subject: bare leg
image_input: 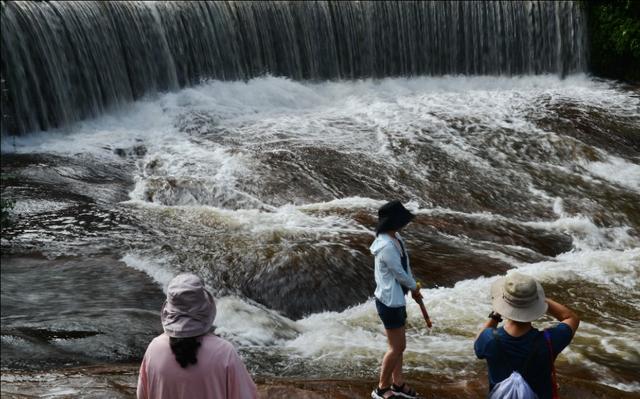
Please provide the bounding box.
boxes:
[379,326,406,390]
[392,351,404,386]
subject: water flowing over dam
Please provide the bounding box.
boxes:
[1,1,587,134]
[2,1,639,398]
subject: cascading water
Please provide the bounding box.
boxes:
[1,1,587,134]
[1,1,639,398]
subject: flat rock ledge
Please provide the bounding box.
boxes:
[1,364,636,399]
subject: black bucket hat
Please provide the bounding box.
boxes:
[376,200,415,234]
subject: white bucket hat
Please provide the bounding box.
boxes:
[161,273,216,338]
[491,273,548,323]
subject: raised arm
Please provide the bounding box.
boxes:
[546,298,580,335]
[475,312,500,341]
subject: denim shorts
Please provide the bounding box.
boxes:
[375,298,407,329]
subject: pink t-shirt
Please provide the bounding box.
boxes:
[137,334,258,399]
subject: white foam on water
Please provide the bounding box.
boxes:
[11,199,72,215]
[128,139,256,208]
[413,205,511,222]
[517,248,640,289]
[281,245,640,374]
[584,155,640,192]
[124,200,372,236]
[219,205,368,234]
[274,195,639,375]
[578,322,640,362]
[3,76,637,243]
[3,74,636,169]
[121,254,175,290]
[297,196,386,211]
[120,253,302,347]
[41,387,79,398]
[214,296,301,346]
[0,372,58,383]
[285,301,388,359]
[118,211,639,389]
[5,74,638,390]
[606,381,640,393]
[1,99,174,159]
[282,276,497,374]
[524,211,638,252]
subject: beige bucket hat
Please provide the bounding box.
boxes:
[161,273,216,338]
[491,272,548,322]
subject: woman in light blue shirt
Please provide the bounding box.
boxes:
[370,200,422,399]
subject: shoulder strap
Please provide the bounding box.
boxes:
[397,238,407,258]
[544,329,560,399]
[396,238,409,276]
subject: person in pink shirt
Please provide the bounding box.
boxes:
[137,273,258,399]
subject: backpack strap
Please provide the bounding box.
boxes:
[396,239,410,295]
[396,239,408,272]
[544,329,560,399]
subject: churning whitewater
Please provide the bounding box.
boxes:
[2,75,639,392]
[1,1,586,133]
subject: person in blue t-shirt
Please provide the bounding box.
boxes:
[474,273,580,399]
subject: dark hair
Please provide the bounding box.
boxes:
[169,336,202,368]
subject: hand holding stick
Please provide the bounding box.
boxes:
[413,282,432,329]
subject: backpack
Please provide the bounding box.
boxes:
[489,371,539,399]
[488,329,558,399]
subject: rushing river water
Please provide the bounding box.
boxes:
[1,75,639,396]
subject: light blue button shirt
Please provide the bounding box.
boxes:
[371,232,417,307]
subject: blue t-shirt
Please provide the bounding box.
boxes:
[474,323,574,399]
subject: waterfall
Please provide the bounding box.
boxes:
[0,1,587,134]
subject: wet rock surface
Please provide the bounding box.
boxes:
[532,100,640,159]
[1,153,134,205]
[1,76,638,394]
[0,256,164,370]
[1,364,637,399]
[413,213,574,258]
